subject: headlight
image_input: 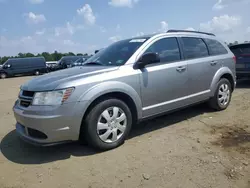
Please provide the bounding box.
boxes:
[32,87,74,106]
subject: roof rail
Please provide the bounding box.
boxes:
[167,29,215,36]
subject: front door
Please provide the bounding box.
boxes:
[138,37,189,118]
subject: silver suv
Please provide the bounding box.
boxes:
[13,30,236,150]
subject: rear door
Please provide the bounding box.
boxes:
[180,37,212,95]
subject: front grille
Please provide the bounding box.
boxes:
[19,90,34,108]
[22,90,35,97]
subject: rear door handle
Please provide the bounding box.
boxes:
[210,61,218,66]
[176,66,186,72]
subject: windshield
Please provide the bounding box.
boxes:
[58,56,80,65]
[74,58,86,63]
[83,37,150,66]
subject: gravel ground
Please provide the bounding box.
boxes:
[0,76,249,188]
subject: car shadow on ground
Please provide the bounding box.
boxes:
[236,79,250,88]
[0,103,213,165]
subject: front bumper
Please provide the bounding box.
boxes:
[13,100,89,146]
[15,123,72,146]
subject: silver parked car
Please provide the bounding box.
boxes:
[13,30,236,150]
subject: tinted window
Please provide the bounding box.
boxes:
[5,59,20,67]
[204,39,228,55]
[230,44,250,56]
[182,37,209,59]
[241,46,250,54]
[144,37,181,63]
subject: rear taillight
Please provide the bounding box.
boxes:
[233,56,236,63]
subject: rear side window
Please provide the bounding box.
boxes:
[144,37,181,63]
[182,37,209,60]
[204,39,228,55]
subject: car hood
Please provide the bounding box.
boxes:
[21,66,119,91]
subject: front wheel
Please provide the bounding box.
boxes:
[0,72,7,79]
[208,78,232,111]
[82,98,132,150]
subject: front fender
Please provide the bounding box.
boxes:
[210,67,235,95]
[78,81,143,119]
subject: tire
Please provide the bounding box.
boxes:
[0,72,7,79]
[208,78,232,111]
[82,98,132,150]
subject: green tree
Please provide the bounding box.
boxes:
[0,56,9,64]
[25,53,35,57]
[18,53,25,58]
[51,51,62,61]
[41,52,53,61]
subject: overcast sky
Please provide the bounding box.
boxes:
[0,0,250,56]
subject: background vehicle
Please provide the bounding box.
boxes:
[13,30,236,151]
[55,56,85,70]
[69,56,91,67]
[229,43,250,79]
[46,61,58,72]
[0,56,47,79]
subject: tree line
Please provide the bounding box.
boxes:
[0,51,90,65]
[0,40,249,65]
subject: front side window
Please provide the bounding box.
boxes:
[143,37,181,63]
[83,37,150,66]
[182,37,209,60]
[204,38,228,55]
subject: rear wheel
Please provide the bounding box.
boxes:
[209,78,232,111]
[82,98,132,150]
[0,72,7,79]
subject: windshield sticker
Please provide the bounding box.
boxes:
[129,39,146,43]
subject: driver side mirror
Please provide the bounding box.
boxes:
[134,52,160,69]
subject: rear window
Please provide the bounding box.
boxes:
[182,37,209,59]
[204,39,228,55]
[230,44,250,56]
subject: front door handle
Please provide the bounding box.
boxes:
[210,61,218,66]
[176,66,186,72]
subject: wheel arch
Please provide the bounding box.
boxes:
[82,91,139,124]
[78,81,142,124]
[210,67,236,95]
